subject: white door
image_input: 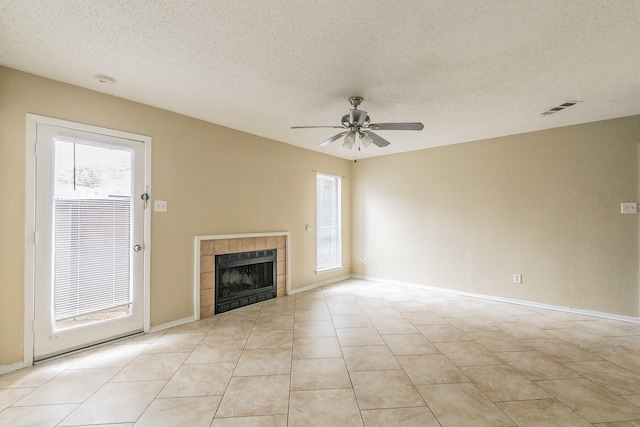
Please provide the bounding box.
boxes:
[33,121,148,361]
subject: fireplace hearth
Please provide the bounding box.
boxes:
[215,249,276,313]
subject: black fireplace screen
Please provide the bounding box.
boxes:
[215,249,276,313]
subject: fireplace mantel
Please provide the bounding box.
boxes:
[194,232,290,319]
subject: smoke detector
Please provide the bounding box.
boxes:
[95,74,115,85]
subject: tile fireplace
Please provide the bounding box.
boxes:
[197,233,288,318]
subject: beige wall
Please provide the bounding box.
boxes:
[2,64,638,367]
[352,116,640,317]
[0,67,351,366]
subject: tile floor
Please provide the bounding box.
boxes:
[2,278,640,426]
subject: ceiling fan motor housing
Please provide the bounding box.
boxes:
[342,112,370,128]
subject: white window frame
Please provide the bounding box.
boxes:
[316,172,342,273]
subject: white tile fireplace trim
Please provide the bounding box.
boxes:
[193,232,290,320]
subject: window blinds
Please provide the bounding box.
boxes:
[53,140,133,321]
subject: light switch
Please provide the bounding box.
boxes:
[621,202,637,214]
[154,200,167,212]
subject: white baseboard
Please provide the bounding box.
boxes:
[351,274,640,324]
[288,274,352,295]
[0,361,29,376]
[149,315,196,333]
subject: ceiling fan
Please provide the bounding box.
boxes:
[291,96,424,149]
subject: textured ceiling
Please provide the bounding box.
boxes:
[1,1,640,160]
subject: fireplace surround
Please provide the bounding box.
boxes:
[196,233,288,318]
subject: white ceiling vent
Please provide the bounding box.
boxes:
[540,101,582,116]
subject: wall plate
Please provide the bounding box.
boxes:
[154,200,167,212]
[621,202,637,214]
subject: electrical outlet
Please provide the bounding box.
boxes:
[363,257,368,265]
[513,274,522,284]
[621,202,637,214]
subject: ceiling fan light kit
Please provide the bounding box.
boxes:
[343,132,356,149]
[291,96,424,151]
[360,132,373,147]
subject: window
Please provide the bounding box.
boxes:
[53,139,133,324]
[316,173,342,271]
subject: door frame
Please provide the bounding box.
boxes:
[23,114,152,365]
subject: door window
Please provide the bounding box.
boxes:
[53,139,133,330]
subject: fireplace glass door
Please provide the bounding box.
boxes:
[215,250,276,313]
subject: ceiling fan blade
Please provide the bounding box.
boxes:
[318,131,349,147]
[291,125,344,129]
[349,109,368,126]
[368,122,424,131]
[366,131,391,147]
